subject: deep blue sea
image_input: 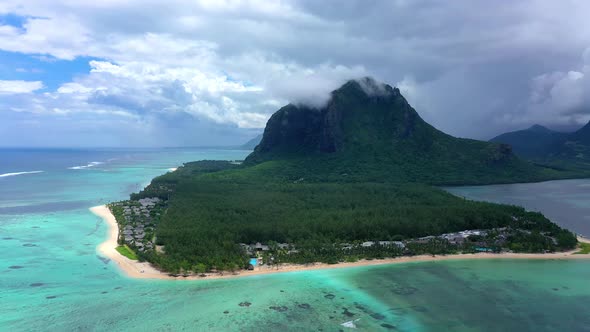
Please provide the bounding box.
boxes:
[2,148,590,331]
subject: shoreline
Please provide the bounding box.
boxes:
[91,205,590,281]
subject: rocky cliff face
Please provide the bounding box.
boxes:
[244,77,536,185]
[250,77,446,159]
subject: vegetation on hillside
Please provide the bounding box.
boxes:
[491,122,590,173]
[110,78,584,274]
[245,78,577,185]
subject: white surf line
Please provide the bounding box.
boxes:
[68,161,104,170]
[0,171,44,178]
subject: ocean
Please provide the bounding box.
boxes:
[1,148,590,331]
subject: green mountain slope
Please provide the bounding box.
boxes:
[492,122,590,170]
[562,122,590,160]
[245,78,556,185]
[490,125,567,159]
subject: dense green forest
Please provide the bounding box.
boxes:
[111,78,583,274]
[121,161,577,273]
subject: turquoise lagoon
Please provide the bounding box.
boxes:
[1,148,590,331]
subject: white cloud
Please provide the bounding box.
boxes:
[0,16,91,60]
[0,80,44,94]
[2,0,590,144]
[57,82,96,94]
[396,76,419,103]
[505,49,590,127]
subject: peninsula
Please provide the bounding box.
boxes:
[97,78,588,278]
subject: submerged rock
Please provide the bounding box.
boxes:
[354,303,367,312]
[324,294,335,300]
[342,308,355,317]
[30,283,44,287]
[238,301,252,307]
[297,303,311,309]
[97,256,110,265]
[391,285,418,295]
[269,306,288,312]
[411,305,428,312]
[381,323,397,330]
[370,313,386,320]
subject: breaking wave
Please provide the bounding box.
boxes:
[68,161,104,170]
[0,171,44,178]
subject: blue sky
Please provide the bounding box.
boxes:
[0,50,97,90]
[1,1,590,147]
[0,14,91,91]
[0,13,27,27]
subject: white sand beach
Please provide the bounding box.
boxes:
[91,205,590,281]
[91,205,165,278]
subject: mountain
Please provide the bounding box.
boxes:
[564,122,590,159]
[492,122,590,162]
[246,77,550,185]
[570,121,590,142]
[490,125,567,158]
[112,77,579,273]
[240,134,263,150]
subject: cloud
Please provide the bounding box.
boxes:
[356,77,391,97]
[260,63,367,108]
[0,80,43,94]
[498,49,590,129]
[1,0,590,145]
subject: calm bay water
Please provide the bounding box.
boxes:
[1,148,590,331]
[445,179,590,237]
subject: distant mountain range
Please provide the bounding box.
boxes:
[240,134,262,150]
[491,122,590,162]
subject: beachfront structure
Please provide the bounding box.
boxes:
[248,258,258,270]
[361,241,405,248]
[416,236,436,243]
[113,197,163,253]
